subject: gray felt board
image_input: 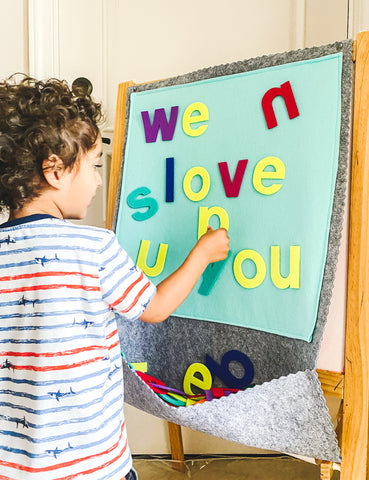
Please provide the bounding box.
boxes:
[113,40,352,462]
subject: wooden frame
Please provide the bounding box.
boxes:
[340,31,369,480]
[106,32,369,480]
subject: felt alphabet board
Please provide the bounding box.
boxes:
[115,54,342,342]
[112,40,352,462]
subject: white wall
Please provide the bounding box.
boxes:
[1,0,365,457]
[0,0,29,224]
[0,0,28,79]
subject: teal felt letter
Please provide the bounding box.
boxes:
[126,187,159,221]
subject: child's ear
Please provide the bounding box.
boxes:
[42,155,66,188]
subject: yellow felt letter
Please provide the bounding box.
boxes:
[252,156,285,195]
[197,206,229,239]
[183,362,212,395]
[136,239,168,277]
[271,246,300,289]
[182,102,209,137]
[130,362,148,373]
[233,249,266,289]
[183,166,210,202]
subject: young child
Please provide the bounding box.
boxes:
[0,76,229,480]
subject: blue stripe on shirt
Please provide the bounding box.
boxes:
[0,377,122,417]
[0,409,123,458]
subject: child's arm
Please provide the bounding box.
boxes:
[139,227,230,323]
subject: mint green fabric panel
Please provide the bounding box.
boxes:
[116,53,342,342]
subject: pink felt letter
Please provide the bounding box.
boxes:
[218,159,248,198]
[261,81,299,129]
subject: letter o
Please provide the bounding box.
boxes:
[233,249,266,289]
[183,167,211,202]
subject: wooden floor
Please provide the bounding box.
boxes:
[132,456,340,480]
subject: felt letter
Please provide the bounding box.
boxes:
[262,80,299,129]
[218,159,248,198]
[126,187,159,221]
[136,240,168,277]
[205,350,254,389]
[141,106,179,143]
[183,166,210,202]
[198,251,231,296]
[183,363,212,395]
[233,249,266,289]
[198,206,229,239]
[165,157,174,203]
[182,102,209,137]
[271,246,301,289]
[253,156,285,195]
[130,362,148,373]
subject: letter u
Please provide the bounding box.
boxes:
[270,246,300,289]
[136,240,168,277]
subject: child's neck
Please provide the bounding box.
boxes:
[9,196,63,221]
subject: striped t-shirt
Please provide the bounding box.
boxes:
[0,215,156,480]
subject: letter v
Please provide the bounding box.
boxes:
[141,106,179,143]
[218,159,248,198]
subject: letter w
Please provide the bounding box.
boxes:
[141,106,179,143]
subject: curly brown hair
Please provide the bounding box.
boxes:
[0,74,103,214]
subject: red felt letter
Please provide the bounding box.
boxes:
[262,81,299,129]
[218,159,248,198]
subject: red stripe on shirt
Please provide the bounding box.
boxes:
[0,421,127,474]
[110,271,144,308]
[106,328,118,341]
[9,355,107,372]
[0,271,99,282]
[0,284,100,294]
[54,437,128,480]
[1,339,119,358]
[120,281,151,314]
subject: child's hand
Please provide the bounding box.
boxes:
[140,226,230,323]
[196,226,230,264]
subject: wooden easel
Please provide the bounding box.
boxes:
[106,32,369,480]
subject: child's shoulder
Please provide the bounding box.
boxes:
[56,218,112,235]
[48,218,117,246]
[1,216,117,251]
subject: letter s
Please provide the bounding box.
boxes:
[126,187,159,221]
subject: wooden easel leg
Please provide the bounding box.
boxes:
[317,460,334,480]
[168,421,186,472]
[341,31,369,480]
[335,400,343,450]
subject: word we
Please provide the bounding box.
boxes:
[140,80,299,144]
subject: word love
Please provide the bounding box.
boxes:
[183,349,254,396]
[127,156,286,222]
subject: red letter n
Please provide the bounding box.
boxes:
[262,81,299,129]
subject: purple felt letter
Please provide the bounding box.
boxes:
[141,106,179,143]
[218,159,248,198]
